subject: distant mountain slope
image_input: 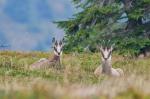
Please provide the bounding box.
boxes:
[0,0,75,51]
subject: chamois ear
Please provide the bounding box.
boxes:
[96,43,102,51]
[107,40,111,46]
[99,45,104,52]
[110,43,115,51]
[51,37,56,48]
[62,38,65,42]
[60,38,65,46]
[52,37,55,43]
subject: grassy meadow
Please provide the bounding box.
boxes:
[0,51,150,99]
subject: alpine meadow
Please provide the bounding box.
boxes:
[0,0,150,99]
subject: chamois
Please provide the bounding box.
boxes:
[94,44,124,77]
[30,37,64,69]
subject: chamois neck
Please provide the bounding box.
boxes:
[49,54,60,62]
[102,60,112,75]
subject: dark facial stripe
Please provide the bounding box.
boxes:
[54,47,57,52]
[100,51,105,59]
[101,50,112,60]
[55,41,58,46]
[54,46,62,55]
[107,51,112,59]
[54,47,60,54]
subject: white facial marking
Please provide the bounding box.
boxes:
[53,41,63,56]
[103,50,109,59]
[101,48,111,61]
[54,50,58,56]
[57,45,61,53]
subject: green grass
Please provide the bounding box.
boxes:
[0,51,150,99]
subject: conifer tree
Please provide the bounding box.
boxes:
[56,0,150,56]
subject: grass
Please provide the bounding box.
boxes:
[0,51,150,99]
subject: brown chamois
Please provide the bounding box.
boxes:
[30,37,64,69]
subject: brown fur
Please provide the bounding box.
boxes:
[94,66,102,76]
[30,55,61,70]
[116,68,124,76]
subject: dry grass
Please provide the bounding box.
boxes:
[0,51,150,99]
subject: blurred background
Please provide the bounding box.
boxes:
[0,0,76,51]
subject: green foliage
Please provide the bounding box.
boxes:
[116,38,150,56]
[56,0,150,56]
[128,9,143,20]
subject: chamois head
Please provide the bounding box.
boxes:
[52,37,64,56]
[99,41,115,61]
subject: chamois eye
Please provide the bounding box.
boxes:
[59,41,62,45]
